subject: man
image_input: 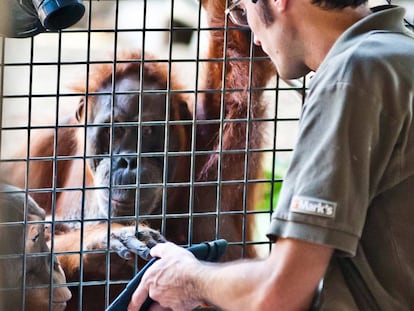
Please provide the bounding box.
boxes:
[128,0,414,310]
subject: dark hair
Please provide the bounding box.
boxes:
[252,0,368,26]
[311,0,368,9]
[257,0,368,27]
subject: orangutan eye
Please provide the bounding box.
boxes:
[142,126,153,137]
[32,233,40,242]
[100,126,111,144]
[113,126,126,139]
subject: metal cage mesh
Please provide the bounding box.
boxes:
[0,0,306,310]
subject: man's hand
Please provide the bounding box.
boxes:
[128,242,203,311]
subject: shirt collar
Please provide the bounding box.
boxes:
[312,5,408,86]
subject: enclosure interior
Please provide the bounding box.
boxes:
[2,0,408,310]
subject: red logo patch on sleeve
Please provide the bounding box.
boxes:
[290,195,336,218]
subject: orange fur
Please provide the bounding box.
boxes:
[191,0,276,258]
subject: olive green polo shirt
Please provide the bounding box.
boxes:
[267,5,414,310]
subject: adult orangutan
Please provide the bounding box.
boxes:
[4,51,192,227]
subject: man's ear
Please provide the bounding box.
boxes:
[75,97,85,122]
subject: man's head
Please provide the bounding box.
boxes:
[226,0,371,79]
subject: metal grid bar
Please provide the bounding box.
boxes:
[0,0,307,310]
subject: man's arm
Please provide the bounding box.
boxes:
[128,238,333,311]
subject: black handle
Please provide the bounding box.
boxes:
[106,239,228,311]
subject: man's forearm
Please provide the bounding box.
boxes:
[193,259,270,311]
[192,239,333,311]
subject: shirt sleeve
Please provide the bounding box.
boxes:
[267,81,398,256]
